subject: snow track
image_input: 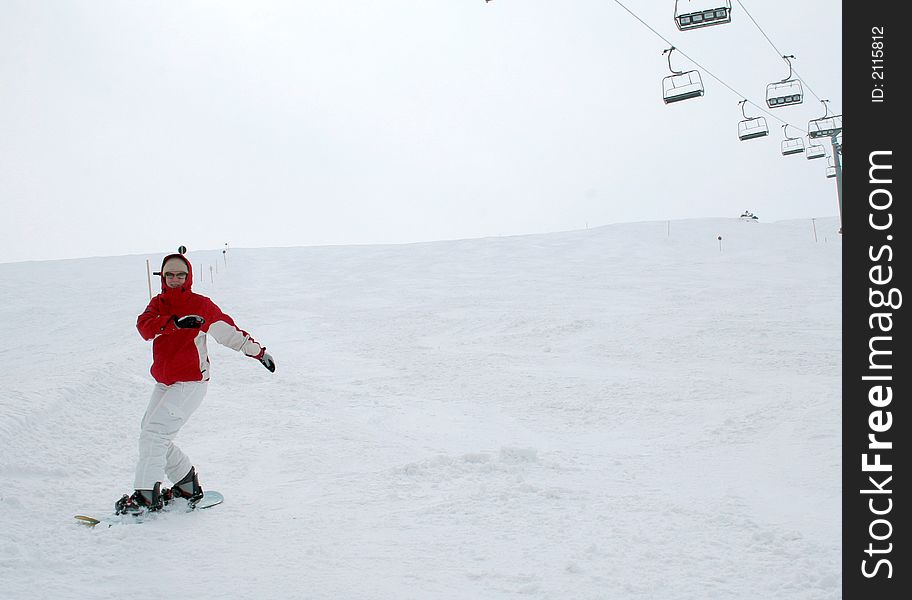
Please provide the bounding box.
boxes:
[0,218,841,599]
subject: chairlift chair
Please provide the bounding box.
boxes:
[674,0,732,31]
[825,155,837,178]
[739,119,769,140]
[780,125,805,156]
[737,100,768,141]
[808,99,843,138]
[767,81,803,107]
[809,115,843,138]
[661,47,704,104]
[766,55,803,108]
[806,142,826,160]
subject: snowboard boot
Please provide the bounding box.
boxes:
[114,482,164,515]
[169,466,204,506]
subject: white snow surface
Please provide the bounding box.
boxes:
[0,218,841,600]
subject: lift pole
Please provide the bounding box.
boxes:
[831,134,843,234]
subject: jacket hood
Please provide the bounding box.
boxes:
[159,253,194,294]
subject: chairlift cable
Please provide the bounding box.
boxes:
[611,0,675,48]
[735,0,785,56]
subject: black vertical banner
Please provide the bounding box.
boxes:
[843,4,906,599]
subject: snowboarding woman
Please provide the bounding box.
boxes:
[115,252,276,514]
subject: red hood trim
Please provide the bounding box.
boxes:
[159,253,194,294]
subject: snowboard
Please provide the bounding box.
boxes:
[74,490,224,527]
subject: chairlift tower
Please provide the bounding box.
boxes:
[830,136,844,233]
[808,100,843,233]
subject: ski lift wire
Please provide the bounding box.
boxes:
[611,0,674,48]
[735,0,785,56]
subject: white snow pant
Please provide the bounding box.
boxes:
[134,381,208,490]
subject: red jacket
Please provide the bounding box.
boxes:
[137,254,265,385]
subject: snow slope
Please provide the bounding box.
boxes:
[0,217,841,600]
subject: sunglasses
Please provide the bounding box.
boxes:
[164,272,188,279]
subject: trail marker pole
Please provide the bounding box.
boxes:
[146,260,153,299]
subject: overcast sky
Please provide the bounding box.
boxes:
[0,1,842,263]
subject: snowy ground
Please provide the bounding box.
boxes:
[0,217,841,600]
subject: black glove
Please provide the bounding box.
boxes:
[174,315,205,329]
[259,351,276,373]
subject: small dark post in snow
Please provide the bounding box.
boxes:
[811,218,818,243]
[210,265,214,283]
[717,235,723,252]
[667,221,671,237]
